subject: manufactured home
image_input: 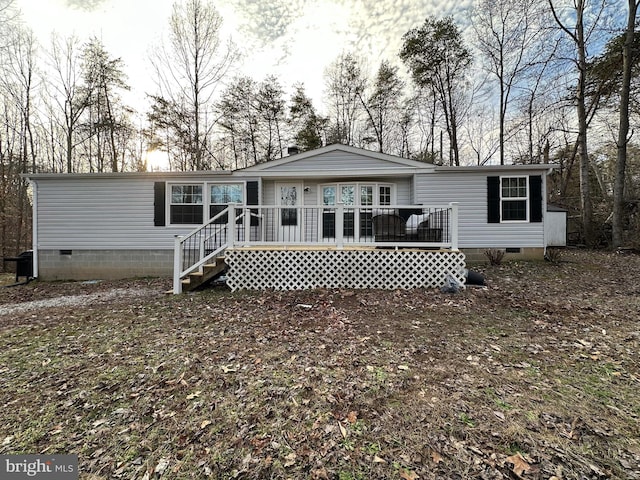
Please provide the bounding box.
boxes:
[25,144,558,293]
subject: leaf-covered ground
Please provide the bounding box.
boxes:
[0,250,639,479]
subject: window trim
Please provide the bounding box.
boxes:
[209,182,245,205]
[168,183,204,226]
[210,182,245,225]
[319,182,395,239]
[166,181,248,226]
[500,175,529,223]
[319,182,395,207]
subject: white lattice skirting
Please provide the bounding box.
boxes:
[225,248,466,291]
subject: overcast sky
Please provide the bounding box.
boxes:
[14,0,473,111]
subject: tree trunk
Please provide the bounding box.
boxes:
[499,70,505,165]
[575,0,593,245]
[612,1,638,248]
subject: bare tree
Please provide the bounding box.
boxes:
[150,0,236,170]
[46,34,89,173]
[400,17,472,166]
[548,0,611,245]
[257,75,286,162]
[472,0,547,165]
[612,0,640,247]
[359,60,404,154]
[324,52,367,146]
[465,104,500,165]
[81,37,129,172]
[0,0,18,50]
[0,19,37,259]
[217,76,260,168]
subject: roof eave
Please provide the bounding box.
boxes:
[23,170,234,181]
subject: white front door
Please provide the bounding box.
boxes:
[276,183,302,242]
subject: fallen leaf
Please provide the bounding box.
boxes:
[400,469,419,480]
[311,467,329,479]
[200,420,212,429]
[346,411,358,424]
[221,365,236,373]
[398,365,409,371]
[373,455,386,463]
[165,372,185,385]
[186,391,201,400]
[283,452,297,467]
[338,421,348,439]
[506,453,532,476]
[154,457,170,475]
[431,450,444,464]
[92,419,107,428]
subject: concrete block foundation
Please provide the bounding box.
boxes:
[37,249,173,280]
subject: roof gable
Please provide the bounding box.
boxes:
[238,144,435,175]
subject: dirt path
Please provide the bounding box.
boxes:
[0,287,162,316]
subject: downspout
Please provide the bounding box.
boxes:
[542,167,554,256]
[30,179,38,278]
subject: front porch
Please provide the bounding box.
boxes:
[173,203,463,293]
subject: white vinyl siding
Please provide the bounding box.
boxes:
[256,151,418,172]
[34,175,250,250]
[414,172,544,249]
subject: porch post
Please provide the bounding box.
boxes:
[336,203,344,249]
[173,235,183,294]
[449,202,459,251]
[227,203,236,248]
[244,206,251,245]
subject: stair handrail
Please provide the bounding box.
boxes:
[173,205,239,294]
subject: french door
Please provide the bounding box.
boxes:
[276,183,302,242]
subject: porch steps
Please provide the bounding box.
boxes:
[181,256,227,292]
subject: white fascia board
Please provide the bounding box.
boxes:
[234,168,422,178]
[238,145,436,172]
[23,170,234,181]
[433,164,558,174]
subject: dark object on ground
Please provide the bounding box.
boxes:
[2,250,33,286]
[465,269,485,286]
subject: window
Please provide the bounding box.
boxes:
[210,183,243,223]
[320,183,394,238]
[360,186,373,206]
[501,177,528,222]
[379,185,391,205]
[170,184,203,224]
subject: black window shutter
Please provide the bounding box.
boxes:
[246,181,259,226]
[154,182,166,226]
[246,181,259,205]
[487,176,500,223]
[529,175,543,223]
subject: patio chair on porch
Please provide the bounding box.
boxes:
[372,214,407,242]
